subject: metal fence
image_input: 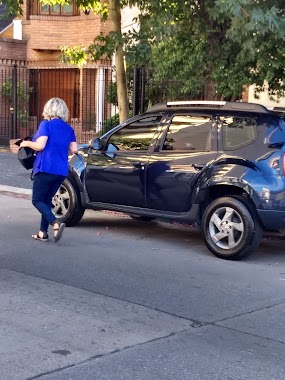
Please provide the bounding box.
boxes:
[0,65,204,144]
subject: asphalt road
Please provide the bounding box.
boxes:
[1,151,285,380]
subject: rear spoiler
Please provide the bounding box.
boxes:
[267,106,285,115]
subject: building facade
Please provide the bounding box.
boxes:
[0,0,114,143]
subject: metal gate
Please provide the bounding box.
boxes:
[0,65,203,144]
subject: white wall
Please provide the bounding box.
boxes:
[121,5,139,33]
[13,19,22,40]
[248,83,285,108]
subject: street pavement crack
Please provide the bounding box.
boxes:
[25,331,184,380]
[210,301,285,346]
[212,323,285,347]
[213,300,285,324]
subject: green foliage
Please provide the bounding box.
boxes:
[88,31,119,61]
[61,45,87,67]
[214,0,285,40]
[100,113,120,135]
[103,113,120,129]
[1,78,33,101]
[0,0,24,16]
[137,0,285,100]
[5,0,285,101]
[107,81,118,106]
[1,78,33,124]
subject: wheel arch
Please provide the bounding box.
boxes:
[67,153,86,192]
[201,195,263,260]
[195,184,263,228]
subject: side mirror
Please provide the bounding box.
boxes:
[89,138,102,150]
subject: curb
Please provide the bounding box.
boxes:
[0,147,14,153]
[0,185,32,199]
[0,140,20,154]
[0,185,32,195]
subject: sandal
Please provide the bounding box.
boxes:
[53,222,66,242]
[32,232,49,242]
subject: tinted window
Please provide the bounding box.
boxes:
[222,116,257,150]
[108,115,161,151]
[162,115,212,151]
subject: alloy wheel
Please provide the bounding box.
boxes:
[208,206,244,250]
[52,184,70,219]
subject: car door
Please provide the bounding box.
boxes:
[145,112,218,212]
[84,114,162,207]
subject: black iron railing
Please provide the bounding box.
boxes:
[0,65,204,144]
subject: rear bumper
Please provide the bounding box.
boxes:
[258,209,285,230]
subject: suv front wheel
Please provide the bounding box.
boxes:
[201,197,262,260]
[52,178,85,227]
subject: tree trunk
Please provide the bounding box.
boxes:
[204,79,217,100]
[109,0,129,122]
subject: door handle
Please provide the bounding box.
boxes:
[132,162,146,169]
[192,163,205,170]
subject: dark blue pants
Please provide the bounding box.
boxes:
[32,172,65,232]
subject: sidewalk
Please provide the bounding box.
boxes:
[0,192,195,380]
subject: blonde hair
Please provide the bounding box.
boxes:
[42,98,69,122]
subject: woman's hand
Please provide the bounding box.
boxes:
[20,140,30,148]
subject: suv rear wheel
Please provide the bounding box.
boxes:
[52,178,85,227]
[201,196,262,260]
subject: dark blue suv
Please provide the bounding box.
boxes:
[52,101,285,260]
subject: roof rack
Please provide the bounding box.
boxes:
[167,101,226,107]
[165,101,270,113]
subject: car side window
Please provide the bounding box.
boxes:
[107,115,162,152]
[222,116,257,150]
[162,114,212,151]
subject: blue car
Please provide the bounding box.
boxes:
[52,101,285,260]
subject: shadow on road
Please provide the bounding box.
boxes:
[76,211,285,263]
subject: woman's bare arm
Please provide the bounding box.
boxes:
[20,136,48,151]
[69,141,78,154]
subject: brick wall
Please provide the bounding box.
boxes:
[0,38,27,62]
[22,12,112,63]
[0,1,116,144]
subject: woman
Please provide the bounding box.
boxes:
[20,97,78,242]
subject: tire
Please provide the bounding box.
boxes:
[52,178,85,227]
[130,215,155,222]
[201,196,262,260]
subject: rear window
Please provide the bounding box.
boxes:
[222,116,257,150]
